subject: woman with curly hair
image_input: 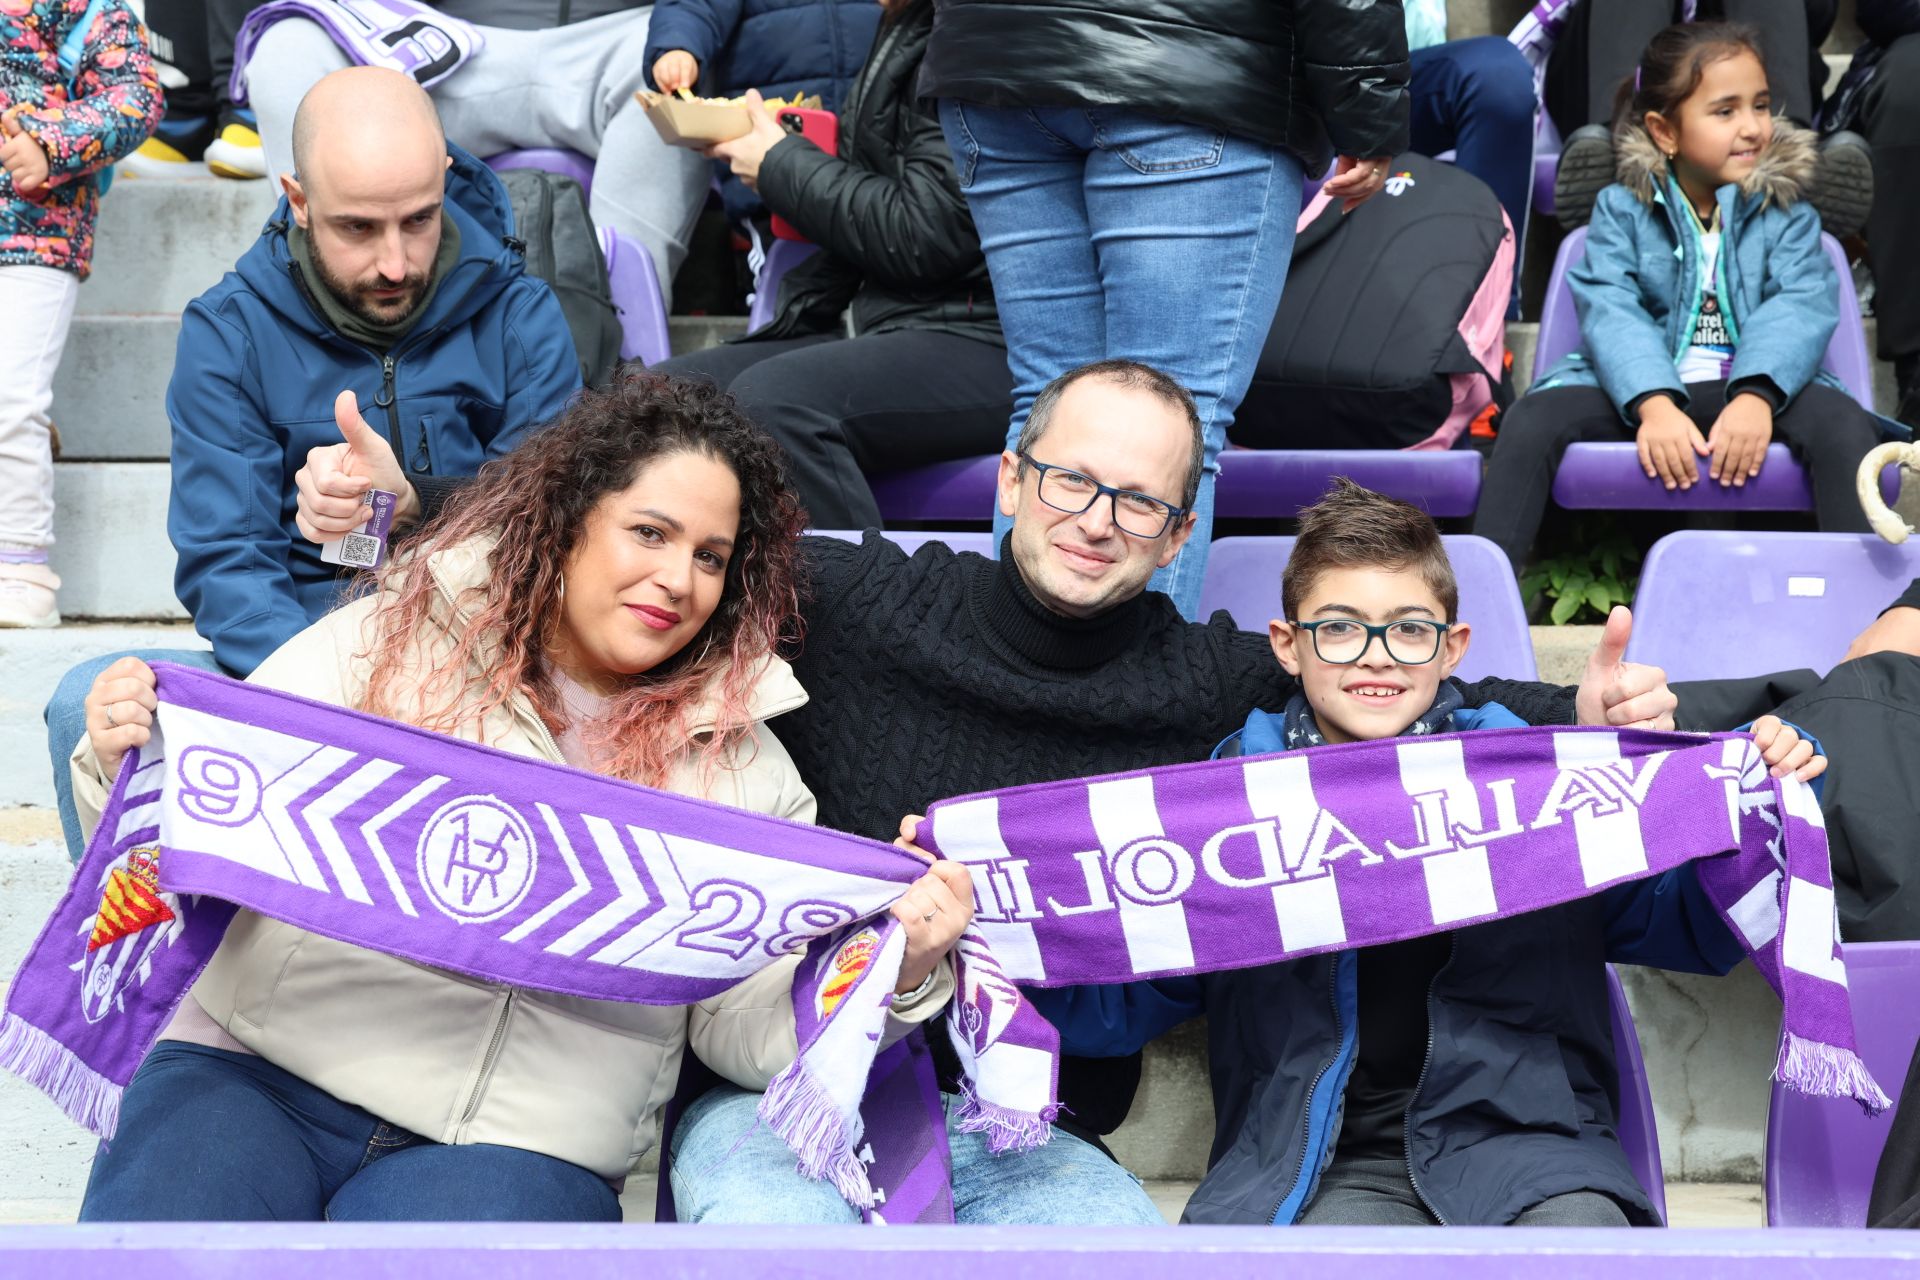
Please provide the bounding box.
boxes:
[68,374,973,1222]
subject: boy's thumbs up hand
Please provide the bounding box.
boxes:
[1574,606,1677,731]
[294,390,417,544]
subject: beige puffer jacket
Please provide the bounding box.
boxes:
[70,537,950,1180]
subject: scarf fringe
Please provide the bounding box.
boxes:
[0,1012,121,1138]
[952,1079,1056,1154]
[756,1059,877,1209]
[1775,1029,1892,1115]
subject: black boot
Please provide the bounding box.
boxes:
[1811,131,1875,240]
[1553,125,1615,231]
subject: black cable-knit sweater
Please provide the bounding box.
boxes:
[781,532,1578,1136]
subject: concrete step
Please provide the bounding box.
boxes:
[0,626,206,808]
[79,175,278,318]
[47,464,184,621]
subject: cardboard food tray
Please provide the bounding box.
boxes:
[636,90,751,147]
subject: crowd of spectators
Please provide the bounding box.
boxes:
[7,0,1920,1237]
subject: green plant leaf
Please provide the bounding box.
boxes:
[1585,583,1612,616]
[1550,592,1582,625]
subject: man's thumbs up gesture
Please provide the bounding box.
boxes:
[294,390,420,544]
[1574,605,1677,730]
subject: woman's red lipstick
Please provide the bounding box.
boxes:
[629,603,681,631]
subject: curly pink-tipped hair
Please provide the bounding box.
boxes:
[357,372,808,787]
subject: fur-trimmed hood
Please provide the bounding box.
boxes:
[1612,118,1818,211]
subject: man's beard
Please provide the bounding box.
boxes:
[310,236,432,327]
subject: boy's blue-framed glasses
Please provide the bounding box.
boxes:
[1018,453,1188,539]
[1291,618,1452,666]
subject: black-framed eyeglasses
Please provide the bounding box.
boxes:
[1291,618,1452,665]
[1018,453,1189,539]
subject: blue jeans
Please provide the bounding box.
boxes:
[79,1042,621,1221]
[939,102,1303,619]
[1409,36,1537,264]
[44,647,228,864]
[670,1083,1165,1225]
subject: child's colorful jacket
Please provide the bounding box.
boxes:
[1,0,163,278]
[1533,121,1844,424]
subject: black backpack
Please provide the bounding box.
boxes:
[1235,152,1513,452]
[499,169,623,388]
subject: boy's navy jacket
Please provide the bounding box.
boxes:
[1533,122,1844,423]
[641,0,881,220]
[1028,701,1749,1227]
[166,144,582,676]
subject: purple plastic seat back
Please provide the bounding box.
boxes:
[1215,450,1483,519]
[1608,965,1668,1224]
[1531,227,1873,408]
[1765,942,1920,1227]
[869,451,1485,525]
[748,239,822,334]
[598,228,671,367]
[1624,531,1920,682]
[1192,535,1536,683]
[486,147,595,200]
[809,528,997,558]
[869,455,1002,523]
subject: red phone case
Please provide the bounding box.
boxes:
[772,108,839,242]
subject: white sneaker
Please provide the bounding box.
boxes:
[204,123,268,180]
[0,561,61,628]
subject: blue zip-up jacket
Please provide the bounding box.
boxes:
[1030,702,1754,1226]
[642,0,880,221]
[166,144,582,676]
[1532,122,1842,424]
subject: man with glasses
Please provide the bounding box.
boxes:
[662,358,1686,1224]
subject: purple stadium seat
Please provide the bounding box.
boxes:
[869,450,1484,525]
[1609,965,1668,1224]
[1214,449,1483,519]
[1531,226,1882,513]
[1764,941,1920,1227]
[748,239,822,334]
[486,149,673,367]
[809,528,997,558]
[1192,535,1536,682]
[869,454,1002,522]
[485,147,595,199]
[599,228,671,367]
[1623,531,1920,682]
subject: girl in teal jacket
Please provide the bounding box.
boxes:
[1473,21,1882,572]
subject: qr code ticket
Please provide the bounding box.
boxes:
[336,532,381,567]
[320,488,397,570]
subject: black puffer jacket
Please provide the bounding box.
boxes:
[916,0,1410,174]
[750,0,997,345]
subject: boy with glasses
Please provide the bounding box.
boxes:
[1041,478,1824,1226]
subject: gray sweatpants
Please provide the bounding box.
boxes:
[242,7,709,306]
[1297,1156,1635,1227]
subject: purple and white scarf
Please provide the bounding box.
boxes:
[229,0,483,107]
[0,665,1887,1227]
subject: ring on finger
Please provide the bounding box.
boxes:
[921,908,939,922]
[104,701,118,728]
